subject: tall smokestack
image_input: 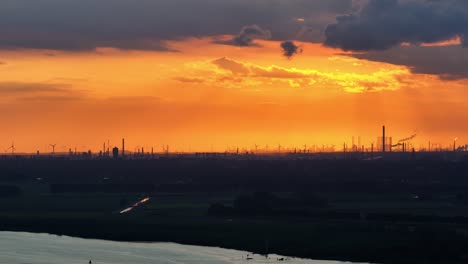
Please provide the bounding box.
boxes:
[382,126,386,153]
[122,138,125,157]
[358,136,361,152]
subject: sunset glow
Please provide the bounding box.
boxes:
[1,0,468,153]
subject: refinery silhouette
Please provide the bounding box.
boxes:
[2,124,468,264]
[2,126,466,160]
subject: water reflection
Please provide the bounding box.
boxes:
[0,232,367,264]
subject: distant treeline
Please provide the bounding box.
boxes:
[207,192,468,225]
[208,192,328,216]
[1,159,468,196]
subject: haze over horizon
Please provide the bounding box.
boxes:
[1,0,468,152]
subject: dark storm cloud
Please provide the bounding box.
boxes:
[325,0,468,51]
[280,41,302,58]
[0,0,352,51]
[219,25,272,47]
[351,45,468,79]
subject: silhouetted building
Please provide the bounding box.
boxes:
[377,137,393,152]
[113,147,119,159]
[377,125,392,152]
[382,126,386,153]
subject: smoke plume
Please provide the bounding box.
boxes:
[398,133,417,144]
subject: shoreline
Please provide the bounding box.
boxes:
[2,159,468,264]
[2,215,468,264]
[1,231,352,264]
[0,229,370,264]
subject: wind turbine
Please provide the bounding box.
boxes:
[49,144,56,155]
[162,145,169,155]
[6,142,16,155]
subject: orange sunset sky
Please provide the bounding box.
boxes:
[1,37,466,153]
[1,0,468,153]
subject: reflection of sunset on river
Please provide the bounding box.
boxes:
[2,232,360,264]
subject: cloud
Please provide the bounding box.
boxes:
[218,25,272,47]
[0,82,85,101]
[280,41,302,58]
[0,82,69,94]
[250,66,309,79]
[0,35,175,52]
[213,57,308,78]
[210,57,407,92]
[0,0,353,51]
[324,0,468,51]
[351,45,468,79]
[212,57,250,75]
[104,96,162,103]
[173,77,205,83]
[19,95,84,102]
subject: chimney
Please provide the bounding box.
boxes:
[358,136,361,152]
[122,138,125,157]
[382,126,386,153]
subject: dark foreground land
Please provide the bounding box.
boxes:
[2,155,468,263]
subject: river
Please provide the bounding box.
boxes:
[0,231,367,264]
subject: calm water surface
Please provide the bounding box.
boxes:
[0,231,367,264]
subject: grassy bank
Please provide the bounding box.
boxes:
[2,159,468,263]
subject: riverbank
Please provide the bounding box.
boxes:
[2,211,468,264]
[1,231,346,264]
[2,159,468,263]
